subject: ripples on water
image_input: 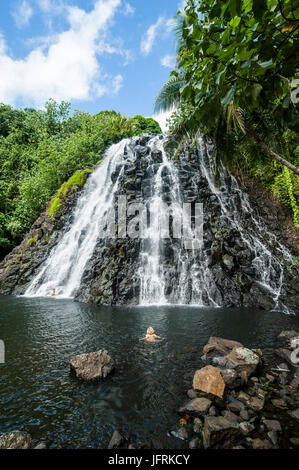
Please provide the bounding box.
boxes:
[0,296,298,448]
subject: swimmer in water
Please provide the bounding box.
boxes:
[139,327,162,343]
[50,289,56,297]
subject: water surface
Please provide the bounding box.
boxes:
[0,296,298,448]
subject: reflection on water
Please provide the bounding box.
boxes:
[0,296,298,448]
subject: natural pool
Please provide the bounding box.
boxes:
[0,296,298,448]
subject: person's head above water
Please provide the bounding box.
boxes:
[147,327,155,335]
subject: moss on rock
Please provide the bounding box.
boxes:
[48,167,96,220]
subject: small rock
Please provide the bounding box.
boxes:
[265,374,275,383]
[193,366,226,398]
[278,362,290,372]
[239,421,255,436]
[176,427,189,441]
[209,406,217,416]
[250,396,265,412]
[70,349,114,381]
[232,445,245,449]
[219,347,260,381]
[189,438,198,449]
[0,431,32,449]
[108,430,125,449]
[262,419,282,432]
[179,397,212,417]
[275,348,295,367]
[187,388,197,399]
[252,438,273,449]
[238,391,264,411]
[203,416,240,449]
[268,430,278,446]
[34,442,48,449]
[272,398,287,408]
[289,408,299,422]
[220,368,244,390]
[277,331,299,349]
[240,409,249,421]
[221,410,242,423]
[227,396,246,413]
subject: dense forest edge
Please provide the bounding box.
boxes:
[0,102,161,259]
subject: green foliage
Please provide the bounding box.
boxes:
[26,237,37,247]
[48,169,90,220]
[0,102,161,258]
[158,0,299,226]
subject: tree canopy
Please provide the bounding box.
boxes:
[156,0,299,225]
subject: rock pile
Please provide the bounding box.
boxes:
[173,332,299,449]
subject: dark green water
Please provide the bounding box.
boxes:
[0,296,298,448]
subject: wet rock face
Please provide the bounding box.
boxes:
[0,183,87,296]
[0,133,298,312]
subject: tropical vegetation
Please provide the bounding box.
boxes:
[156,0,299,226]
[0,100,161,258]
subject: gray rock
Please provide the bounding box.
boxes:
[262,419,282,432]
[240,409,249,421]
[108,430,125,449]
[220,368,244,389]
[239,421,255,436]
[179,397,212,417]
[187,388,197,399]
[289,408,299,422]
[189,438,199,449]
[34,442,48,449]
[203,416,240,449]
[268,430,278,446]
[277,331,299,349]
[70,349,114,381]
[0,431,32,449]
[176,427,189,441]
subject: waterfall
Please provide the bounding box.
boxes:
[23,134,293,312]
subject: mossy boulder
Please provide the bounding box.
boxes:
[48,168,94,220]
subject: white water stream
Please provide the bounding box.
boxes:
[24,135,293,312]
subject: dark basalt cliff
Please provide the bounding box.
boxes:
[0,134,298,313]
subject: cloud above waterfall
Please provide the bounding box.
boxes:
[0,0,127,107]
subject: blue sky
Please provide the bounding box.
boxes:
[0,0,185,119]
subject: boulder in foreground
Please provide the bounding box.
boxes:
[0,431,32,449]
[193,365,226,398]
[70,349,114,381]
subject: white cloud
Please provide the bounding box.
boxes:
[0,0,125,107]
[124,2,135,15]
[140,16,164,56]
[160,54,175,68]
[12,0,33,28]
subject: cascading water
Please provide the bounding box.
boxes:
[25,139,130,298]
[23,133,294,313]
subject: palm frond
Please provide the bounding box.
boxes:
[154,77,184,113]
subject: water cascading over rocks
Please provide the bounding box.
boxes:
[0,134,298,313]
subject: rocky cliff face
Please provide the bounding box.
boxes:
[0,134,298,313]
